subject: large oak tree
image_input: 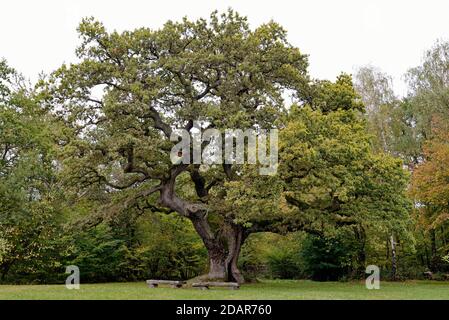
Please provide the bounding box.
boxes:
[43,11,410,282]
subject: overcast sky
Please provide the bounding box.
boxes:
[1,0,449,95]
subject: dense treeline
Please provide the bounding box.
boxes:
[0,11,448,284]
[354,40,449,277]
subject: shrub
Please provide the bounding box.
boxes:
[301,235,353,281]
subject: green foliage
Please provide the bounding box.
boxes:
[280,103,412,239]
[239,233,303,280]
[0,66,206,283]
[0,61,65,283]
[300,234,354,281]
[134,214,207,280]
[62,214,206,282]
[355,41,449,276]
[355,66,423,162]
[65,224,127,282]
[312,73,365,113]
[63,212,207,283]
[406,40,449,141]
[266,249,302,280]
[41,9,309,200]
[0,59,14,100]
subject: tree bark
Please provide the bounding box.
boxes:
[390,234,397,280]
[190,216,246,283]
[229,226,245,283]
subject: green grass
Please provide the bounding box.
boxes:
[0,280,448,300]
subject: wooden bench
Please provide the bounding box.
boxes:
[146,279,186,288]
[192,282,240,290]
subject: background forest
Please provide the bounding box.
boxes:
[1,11,449,284]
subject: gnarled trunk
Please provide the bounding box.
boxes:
[190,216,246,283]
[228,226,245,283]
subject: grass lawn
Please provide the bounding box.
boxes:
[0,280,448,300]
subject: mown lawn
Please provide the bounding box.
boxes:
[0,280,448,300]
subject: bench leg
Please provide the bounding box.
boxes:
[149,284,158,288]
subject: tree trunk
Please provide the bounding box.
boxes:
[441,226,447,247]
[190,216,245,283]
[390,234,397,280]
[354,226,366,278]
[230,231,245,283]
[430,229,438,272]
[208,255,227,280]
[424,243,430,269]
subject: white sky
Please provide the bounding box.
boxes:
[1,0,449,96]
